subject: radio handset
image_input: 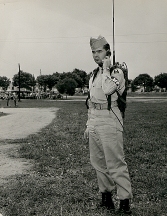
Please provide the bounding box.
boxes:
[106,50,111,57]
[101,50,111,69]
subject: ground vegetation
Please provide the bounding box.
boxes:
[0,97,166,215]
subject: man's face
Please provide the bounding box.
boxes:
[92,46,107,66]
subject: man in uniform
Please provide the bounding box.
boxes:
[6,93,10,107]
[84,35,132,214]
[12,93,18,107]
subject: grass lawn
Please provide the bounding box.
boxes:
[0,98,167,216]
[127,92,167,97]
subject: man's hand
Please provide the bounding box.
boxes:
[84,127,89,140]
[102,56,111,69]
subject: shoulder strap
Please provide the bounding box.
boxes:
[85,67,99,109]
[107,95,111,110]
[116,91,127,104]
[92,67,99,83]
[107,67,115,111]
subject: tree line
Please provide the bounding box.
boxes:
[131,73,167,92]
[0,69,167,95]
[0,68,90,96]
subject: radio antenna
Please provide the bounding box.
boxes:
[113,0,115,65]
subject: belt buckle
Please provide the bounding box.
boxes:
[94,103,97,109]
[98,103,102,110]
[94,103,103,110]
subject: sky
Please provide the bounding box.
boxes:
[0,0,167,81]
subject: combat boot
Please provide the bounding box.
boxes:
[119,199,132,214]
[99,192,115,210]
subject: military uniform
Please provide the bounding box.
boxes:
[86,36,132,213]
[6,94,10,106]
[12,93,17,107]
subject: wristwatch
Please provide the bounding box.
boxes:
[111,77,119,86]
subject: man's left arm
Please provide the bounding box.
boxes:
[101,56,125,95]
[101,68,124,95]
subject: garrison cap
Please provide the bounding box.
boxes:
[90,35,108,50]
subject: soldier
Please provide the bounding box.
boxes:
[12,93,18,107]
[84,35,132,214]
[6,93,10,107]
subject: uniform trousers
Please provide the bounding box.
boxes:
[87,106,132,200]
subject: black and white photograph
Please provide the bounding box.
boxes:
[0,0,167,215]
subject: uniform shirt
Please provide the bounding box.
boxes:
[89,66,125,103]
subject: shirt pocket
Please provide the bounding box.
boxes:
[92,87,107,102]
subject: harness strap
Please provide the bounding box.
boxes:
[107,95,111,110]
[116,91,126,104]
[92,67,99,83]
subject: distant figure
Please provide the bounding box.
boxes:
[12,93,18,107]
[6,93,10,106]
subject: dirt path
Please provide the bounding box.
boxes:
[0,107,58,184]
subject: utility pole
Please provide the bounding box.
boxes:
[112,0,129,94]
[113,0,115,65]
[18,63,21,102]
[32,74,35,92]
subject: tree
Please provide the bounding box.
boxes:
[56,78,77,96]
[85,72,91,87]
[32,75,36,92]
[0,76,10,90]
[36,70,88,93]
[72,68,87,87]
[36,74,59,91]
[46,75,58,91]
[13,71,35,91]
[71,73,83,88]
[154,73,167,90]
[36,75,48,92]
[52,72,60,84]
[59,72,67,80]
[59,71,83,89]
[132,73,153,92]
